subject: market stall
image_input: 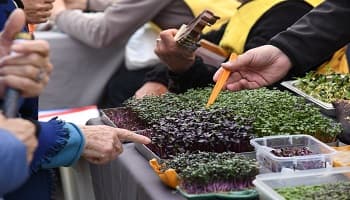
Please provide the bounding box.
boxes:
[89,83,350,200]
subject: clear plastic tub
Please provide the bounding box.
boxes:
[253,167,350,200]
[250,135,336,173]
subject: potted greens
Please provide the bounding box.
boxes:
[161,152,259,199]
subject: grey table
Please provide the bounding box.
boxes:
[89,143,185,200]
[83,117,186,200]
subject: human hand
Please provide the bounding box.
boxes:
[80,125,151,164]
[0,9,53,98]
[0,113,38,163]
[22,0,55,24]
[213,45,292,91]
[64,0,87,10]
[154,29,195,73]
[134,82,168,99]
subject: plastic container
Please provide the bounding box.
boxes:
[250,135,336,173]
[253,167,350,200]
[177,187,258,200]
[281,80,335,116]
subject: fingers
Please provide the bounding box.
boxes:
[1,9,26,42]
[0,74,49,97]
[11,40,50,56]
[226,79,260,91]
[158,29,178,45]
[116,128,151,144]
[0,65,42,81]
[83,138,121,164]
[0,53,51,73]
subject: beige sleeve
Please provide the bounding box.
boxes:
[55,0,193,48]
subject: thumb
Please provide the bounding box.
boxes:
[1,9,26,42]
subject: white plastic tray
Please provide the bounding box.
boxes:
[254,167,350,200]
[281,80,335,116]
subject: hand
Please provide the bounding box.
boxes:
[0,9,53,98]
[51,0,67,20]
[0,113,38,163]
[22,0,55,24]
[154,29,195,73]
[213,45,292,91]
[64,0,87,10]
[80,125,151,164]
[134,82,168,99]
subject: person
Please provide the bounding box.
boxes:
[48,0,238,107]
[142,0,323,94]
[0,4,150,200]
[214,0,350,92]
[0,113,38,197]
[51,0,237,48]
[0,8,46,197]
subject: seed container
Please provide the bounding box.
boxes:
[250,135,336,173]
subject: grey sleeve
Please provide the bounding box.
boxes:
[55,0,192,48]
[87,0,115,11]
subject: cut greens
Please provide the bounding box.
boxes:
[276,182,350,200]
[160,152,258,194]
[295,71,350,103]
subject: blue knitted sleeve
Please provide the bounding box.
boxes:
[30,118,85,172]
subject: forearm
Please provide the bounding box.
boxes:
[270,0,350,76]
[55,0,174,48]
[0,130,28,196]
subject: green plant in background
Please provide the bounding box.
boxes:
[161,152,258,194]
[295,71,350,103]
[276,182,350,200]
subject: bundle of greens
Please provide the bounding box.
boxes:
[150,108,254,158]
[161,152,258,194]
[295,72,350,103]
[276,182,350,200]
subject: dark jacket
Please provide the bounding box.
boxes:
[270,0,350,77]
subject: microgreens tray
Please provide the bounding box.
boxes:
[176,187,258,200]
[254,167,350,200]
[100,107,148,131]
[281,80,335,116]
